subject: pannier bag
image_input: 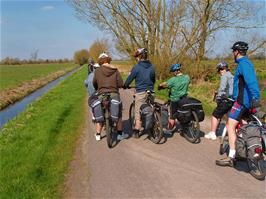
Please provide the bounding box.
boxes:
[177,97,205,122]
[238,124,262,159]
[89,97,104,123]
[175,109,192,123]
[110,99,122,122]
[140,103,154,130]
[161,105,169,128]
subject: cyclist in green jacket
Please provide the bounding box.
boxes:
[158,63,190,132]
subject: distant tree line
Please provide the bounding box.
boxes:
[0,57,73,65]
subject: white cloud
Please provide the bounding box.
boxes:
[41,5,55,11]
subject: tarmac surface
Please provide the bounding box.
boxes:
[64,89,266,199]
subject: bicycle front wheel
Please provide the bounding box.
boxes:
[182,111,200,143]
[129,102,139,138]
[149,111,163,144]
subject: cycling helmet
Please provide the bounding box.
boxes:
[231,41,248,53]
[216,61,228,71]
[98,52,112,65]
[133,48,148,57]
[98,52,110,59]
[170,63,181,72]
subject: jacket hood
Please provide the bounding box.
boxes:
[101,65,117,77]
[139,60,152,68]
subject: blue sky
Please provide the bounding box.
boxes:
[1,0,104,60]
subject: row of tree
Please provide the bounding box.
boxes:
[0,57,72,65]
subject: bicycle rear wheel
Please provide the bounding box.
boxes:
[105,110,113,148]
[149,111,163,144]
[182,111,200,143]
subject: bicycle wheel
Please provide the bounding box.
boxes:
[219,126,229,155]
[149,111,163,144]
[182,111,200,143]
[129,102,139,138]
[247,158,266,181]
[105,110,113,148]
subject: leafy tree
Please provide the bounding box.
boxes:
[73,49,90,65]
[89,39,110,62]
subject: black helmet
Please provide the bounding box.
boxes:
[231,41,248,53]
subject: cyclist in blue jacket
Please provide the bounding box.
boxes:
[124,48,156,137]
[216,41,261,167]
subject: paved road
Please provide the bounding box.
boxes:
[65,89,266,199]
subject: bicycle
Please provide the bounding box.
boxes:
[219,109,266,180]
[165,102,201,144]
[101,93,117,148]
[129,89,164,144]
[158,86,201,144]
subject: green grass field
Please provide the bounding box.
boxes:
[0,66,87,199]
[0,63,75,91]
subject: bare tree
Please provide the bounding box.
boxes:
[89,39,110,61]
[30,49,39,61]
[68,0,265,78]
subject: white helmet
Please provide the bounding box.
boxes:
[98,52,110,59]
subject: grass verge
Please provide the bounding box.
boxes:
[0,66,87,199]
[0,64,78,110]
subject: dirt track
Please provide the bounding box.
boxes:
[64,89,266,199]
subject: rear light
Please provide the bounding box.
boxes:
[255,147,263,154]
[236,123,242,131]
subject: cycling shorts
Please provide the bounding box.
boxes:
[228,102,247,122]
[212,99,234,119]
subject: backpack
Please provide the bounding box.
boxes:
[140,103,154,130]
[237,124,262,159]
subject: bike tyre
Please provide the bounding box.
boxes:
[149,111,163,144]
[219,126,230,155]
[105,110,113,148]
[129,102,139,138]
[247,158,266,181]
[183,111,200,143]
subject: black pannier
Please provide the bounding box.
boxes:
[140,103,154,130]
[160,105,169,128]
[110,99,122,122]
[175,109,192,123]
[177,97,205,122]
[88,94,104,123]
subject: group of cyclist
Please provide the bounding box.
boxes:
[86,41,261,168]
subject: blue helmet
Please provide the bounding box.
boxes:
[216,61,228,71]
[170,63,181,72]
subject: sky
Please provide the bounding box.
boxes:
[1,0,104,60]
[0,0,265,60]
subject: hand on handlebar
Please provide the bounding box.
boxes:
[157,85,163,90]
